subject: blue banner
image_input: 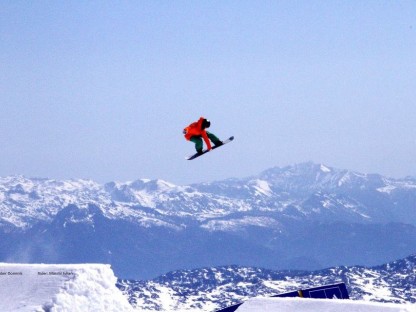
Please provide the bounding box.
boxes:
[216,283,349,312]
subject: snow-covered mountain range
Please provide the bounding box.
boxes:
[2,162,416,229]
[1,162,416,279]
[117,254,416,311]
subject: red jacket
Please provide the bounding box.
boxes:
[183,117,212,150]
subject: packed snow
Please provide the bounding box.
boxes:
[236,297,415,312]
[0,263,133,312]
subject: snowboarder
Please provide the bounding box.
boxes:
[183,117,223,155]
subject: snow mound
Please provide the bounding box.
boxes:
[236,297,415,312]
[0,263,133,312]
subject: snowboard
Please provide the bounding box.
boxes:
[186,136,234,160]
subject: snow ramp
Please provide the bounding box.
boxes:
[236,297,415,312]
[0,263,133,312]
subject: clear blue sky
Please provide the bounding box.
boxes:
[1,1,415,184]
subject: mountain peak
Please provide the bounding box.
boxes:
[129,179,177,192]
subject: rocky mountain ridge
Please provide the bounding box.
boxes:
[117,254,416,311]
[1,162,415,230]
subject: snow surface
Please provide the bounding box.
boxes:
[236,297,416,312]
[0,263,133,312]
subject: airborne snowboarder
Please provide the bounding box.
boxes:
[183,117,234,160]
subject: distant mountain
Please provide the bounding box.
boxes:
[1,162,416,279]
[117,254,416,311]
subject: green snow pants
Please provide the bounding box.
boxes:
[190,131,221,152]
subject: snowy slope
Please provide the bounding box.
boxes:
[0,263,133,312]
[236,297,415,312]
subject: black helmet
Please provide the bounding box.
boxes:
[202,119,211,129]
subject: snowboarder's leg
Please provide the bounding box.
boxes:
[207,131,223,146]
[190,136,203,153]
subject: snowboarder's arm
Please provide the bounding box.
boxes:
[201,131,212,150]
